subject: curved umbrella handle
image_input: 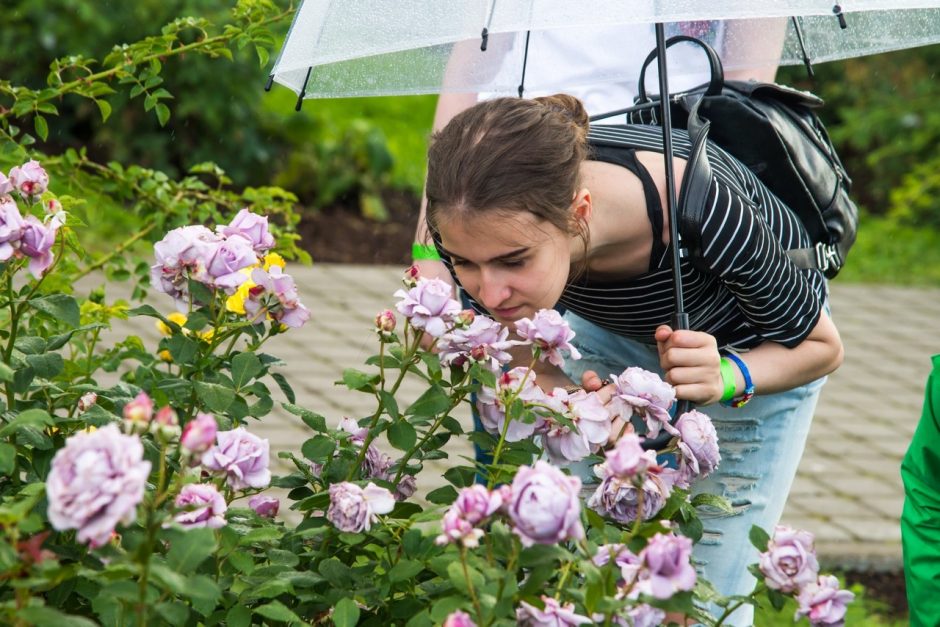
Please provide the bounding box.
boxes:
[636,35,724,103]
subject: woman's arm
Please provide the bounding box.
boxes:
[655,309,843,406]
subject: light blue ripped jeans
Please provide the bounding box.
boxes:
[561,312,825,627]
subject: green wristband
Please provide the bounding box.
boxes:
[412,243,441,261]
[719,357,737,402]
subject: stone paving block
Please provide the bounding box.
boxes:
[839,517,902,543]
[777,515,854,543]
[822,473,899,498]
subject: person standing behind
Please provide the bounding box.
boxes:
[901,354,940,626]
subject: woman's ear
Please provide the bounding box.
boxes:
[572,188,592,223]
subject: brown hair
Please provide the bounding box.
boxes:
[425,94,591,249]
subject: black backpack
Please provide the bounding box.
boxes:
[615,36,858,279]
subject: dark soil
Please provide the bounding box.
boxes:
[844,569,908,619]
[297,189,419,266]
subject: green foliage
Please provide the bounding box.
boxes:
[833,212,940,285]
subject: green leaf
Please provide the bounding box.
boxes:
[25,353,64,379]
[301,435,336,463]
[231,352,263,389]
[387,558,424,583]
[332,598,360,627]
[0,409,54,437]
[31,294,80,327]
[749,525,771,552]
[14,335,46,354]
[443,466,476,488]
[16,607,97,627]
[167,334,199,364]
[447,560,485,595]
[165,527,217,572]
[226,605,251,627]
[194,381,235,413]
[186,574,221,616]
[271,372,296,404]
[425,485,458,505]
[341,368,378,392]
[387,420,417,451]
[282,403,326,431]
[253,601,303,624]
[154,601,190,624]
[378,390,400,420]
[405,385,451,417]
[0,443,16,476]
[34,115,48,141]
[0,361,14,383]
[692,492,734,514]
[95,98,112,122]
[149,562,188,595]
[430,596,467,622]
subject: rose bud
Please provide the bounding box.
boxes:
[122,392,154,433]
[180,412,218,456]
[249,494,280,519]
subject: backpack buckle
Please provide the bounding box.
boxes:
[814,242,841,273]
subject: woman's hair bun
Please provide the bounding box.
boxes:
[534,93,590,136]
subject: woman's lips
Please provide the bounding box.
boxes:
[493,306,522,319]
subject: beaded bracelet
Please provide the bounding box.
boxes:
[721,352,755,408]
[412,243,442,261]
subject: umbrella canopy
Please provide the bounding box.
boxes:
[270,1,940,99]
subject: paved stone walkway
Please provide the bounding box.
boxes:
[107,264,940,570]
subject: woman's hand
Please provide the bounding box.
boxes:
[580,370,632,445]
[655,325,723,405]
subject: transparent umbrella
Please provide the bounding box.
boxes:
[268,1,940,100]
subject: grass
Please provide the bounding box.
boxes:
[834,213,940,286]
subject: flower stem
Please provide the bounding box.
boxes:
[460,546,484,624]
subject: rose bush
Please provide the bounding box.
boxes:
[0,7,854,622]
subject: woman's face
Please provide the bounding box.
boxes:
[437,210,573,324]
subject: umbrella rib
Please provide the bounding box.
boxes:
[480,0,499,51]
[517,30,531,98]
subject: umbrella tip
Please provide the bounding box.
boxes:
[480,27,488,51]
[294,91,305,112]
[832,4,847,29]
[264,74,274,92]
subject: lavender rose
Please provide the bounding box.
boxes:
[173,483,227,529]
[247,266,311,328]
[609,367,677,439]
[593,543,642,586]
[205,235,258,290]
[442,610,477,627]
[675,409,721,486]
[476,367,547,441]
[248,494,280,518]
[0,197,24,261]
[516,596,592,626]
[151,225,223,302]
[635,532,697,599]
[8,160,49,202]
[514,309,582,367]
[619,605,667,627]
[436,485,503,548]
[542,387,612,464]
[0,172,12,196]
[438,315,519,372]
[794,574,855,626]
[603,432,660,480]
[46,424,151,547]
[588,471,675,524]
[19,215,57,278]
[327,481,395,532]
[508,460,584,546]
[759,525,820,593]
[201,427,271,490]
[219,208,275,253]
[393,277,462,337]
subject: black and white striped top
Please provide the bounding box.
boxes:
[436,124,827,351]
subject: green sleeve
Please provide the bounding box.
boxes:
[902,354,940,626]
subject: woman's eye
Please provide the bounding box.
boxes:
[500,258,526,268]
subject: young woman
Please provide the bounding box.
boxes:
[423,94,843,623]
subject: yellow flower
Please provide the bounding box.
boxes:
[156,312,188,336]
[158,349,173,363]
[226,280,255,315]
[198,328,215,342]
[263,252,286,271]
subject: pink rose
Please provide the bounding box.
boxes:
[0,172,12,196]
[122,391,154,432]
[507,460,583,547]
[247,266,311,328]
[151,225,223,302]
[46,425,151,547]
[759,525,820,593]
[636,532,697,599]
[150,406,180,440]
[249,494,280,518]
[675,409,721,487]
[77,392,97,414]
[541,388,612,464]
[794,574,855,626]
[219,209,275,253]
[8,160,49,202]
[603,433,660,480]
[0,197,24,261]
[201,427,271,490]
[442,610,476,627]
[436,485,503,548]
[374,309,396,336]
[181,412,218,455]
[476,367,547,441]
[438,315,519,372]
[514,309,581,367]
[516,596,592,626]
[18,215,57,278]
[588,470,675,524]
[173,483,227,529]
[609,367,677,439]
[393,277,461,337]
[326,481,395,532]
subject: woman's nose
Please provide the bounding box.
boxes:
[477,272,510,310]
